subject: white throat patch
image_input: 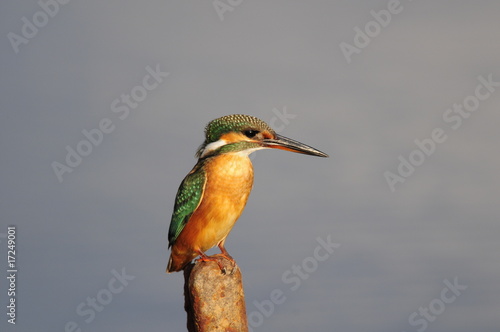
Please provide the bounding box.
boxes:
[199,139,266,158]
[200,139,228,158]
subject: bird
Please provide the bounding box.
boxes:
[166,114,328,273]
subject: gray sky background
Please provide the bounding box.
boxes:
[1,1,499,331]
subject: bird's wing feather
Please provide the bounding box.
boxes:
[168,164,206,247]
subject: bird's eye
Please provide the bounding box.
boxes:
[243,130,259,138]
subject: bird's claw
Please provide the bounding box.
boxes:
[213,253,237,275]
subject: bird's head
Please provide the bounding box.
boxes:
[196,114,328,159]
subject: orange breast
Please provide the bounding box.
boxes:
[174,153,254,253]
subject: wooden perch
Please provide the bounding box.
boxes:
[184,254,248,332]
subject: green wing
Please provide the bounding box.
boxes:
[168,164,206,247]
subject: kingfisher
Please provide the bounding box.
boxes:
[167,114,328,273]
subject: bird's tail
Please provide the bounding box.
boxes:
[166,255,181,273]
[166,250,196,273]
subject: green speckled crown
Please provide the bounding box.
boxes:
[204,114,274,143]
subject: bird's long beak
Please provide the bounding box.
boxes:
[262,134,329,157]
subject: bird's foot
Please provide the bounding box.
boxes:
[217,245,236,274]
[195,251,236,275]
[212,253,237,275]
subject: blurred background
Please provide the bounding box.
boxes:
[1,1,499,331]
